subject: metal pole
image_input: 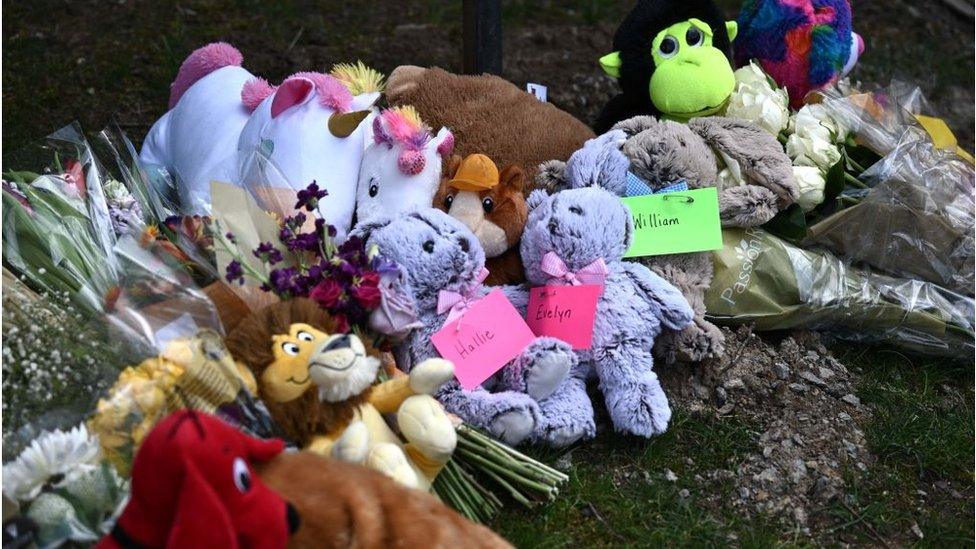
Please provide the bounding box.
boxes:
[462,0,503,75]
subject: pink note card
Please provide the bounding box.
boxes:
[526,285,602,350]
[431,289,536,390]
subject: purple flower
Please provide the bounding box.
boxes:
[253,241,283,265]
[268,267,300,296]
[284,212,307,230]
[225,260,245,285]
[225,231,237,244]
[295,181,328,212]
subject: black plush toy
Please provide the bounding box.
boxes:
[594,0,738,133]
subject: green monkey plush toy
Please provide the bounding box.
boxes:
[595,0,738,132]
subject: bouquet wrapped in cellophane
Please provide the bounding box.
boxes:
[1,126,277,547]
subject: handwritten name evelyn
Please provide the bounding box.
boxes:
[633,212,679,229]
[535,304,572,323]
[454,329,496,359]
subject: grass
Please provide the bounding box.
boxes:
[490,346,974,547]
[491,412,784,547]
[827,347,974,547]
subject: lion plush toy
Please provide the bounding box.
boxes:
[433,154,529,286]
[226,299,457,491]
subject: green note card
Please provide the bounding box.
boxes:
[623,187,723,257]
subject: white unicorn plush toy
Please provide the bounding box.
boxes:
[139,42,383,238]
[355,107,454,225]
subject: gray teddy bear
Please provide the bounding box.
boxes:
[537,115,797,364]
[520,185,695,438]
[352,209,594,447]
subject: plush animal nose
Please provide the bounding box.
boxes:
[458,236,470,252]
[286,503,301,534]
[547,218,559,234]
[323,335,352,352]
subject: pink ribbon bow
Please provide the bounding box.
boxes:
[437,267,490,324]
[540,251,609,286]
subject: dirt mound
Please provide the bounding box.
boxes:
[659,326,873,538]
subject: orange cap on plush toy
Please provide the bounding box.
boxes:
[449,154,499,191]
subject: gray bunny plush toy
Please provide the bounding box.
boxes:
[352,209,594,447]
[537,115,797,363]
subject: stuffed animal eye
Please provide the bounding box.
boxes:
[368,180,378,198]
[282,342,300,356]
[297,331,314,342]
[569,206,583,216]
[686,27,704,47]
[423,240,435,253]
[444,194,454,209]
[232,457,252,493]
[481,197,494,213]
[659,36,679,58]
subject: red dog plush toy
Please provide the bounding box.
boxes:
[98,411,298,549]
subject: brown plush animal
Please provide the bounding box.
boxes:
[433,154,528,286]
[386,66,594,183]
[258,451,512,549]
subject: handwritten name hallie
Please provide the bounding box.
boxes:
[454,329,495,359]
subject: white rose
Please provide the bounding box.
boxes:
[786,132,842,170]
[725,63,790,135]
[792,166,826,212]
[733,61,770,88]
[790,104,848,142]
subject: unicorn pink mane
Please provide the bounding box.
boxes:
[373,108,431,150]
[371,107,453,176]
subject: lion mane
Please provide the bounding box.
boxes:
[225,298,373,447]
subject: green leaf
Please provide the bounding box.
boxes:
[761,204,807,242]
[822,153,848,205]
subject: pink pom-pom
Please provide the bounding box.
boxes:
[241,77,276,111]
[436,131,455,157]
[398,149,426,176]
[169,42,243,109]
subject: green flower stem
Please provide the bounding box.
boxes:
[460,426,568,482]
[844,172,868,189]
[209,220,271,287]
[456,436,561,485]
[475,465,537,507]
[455,446,556,496]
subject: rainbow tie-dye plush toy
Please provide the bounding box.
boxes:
[734,0,864,108]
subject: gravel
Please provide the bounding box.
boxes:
[659,326,874,539]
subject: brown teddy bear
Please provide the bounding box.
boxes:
[433,154,528,286]
[386,66,594,183]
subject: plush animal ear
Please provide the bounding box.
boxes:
[433,127,454,158]
[535,160,568,193]
[599,51,622,78]
[726,20,738,42]
[242,434,285,463]
[688,117,798,206]
[350,216,394,243]
[445,154,463,179]
[271,78,315,118]
[167,463,236,548]
[498,165,525,193]
[527,189,549,212]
